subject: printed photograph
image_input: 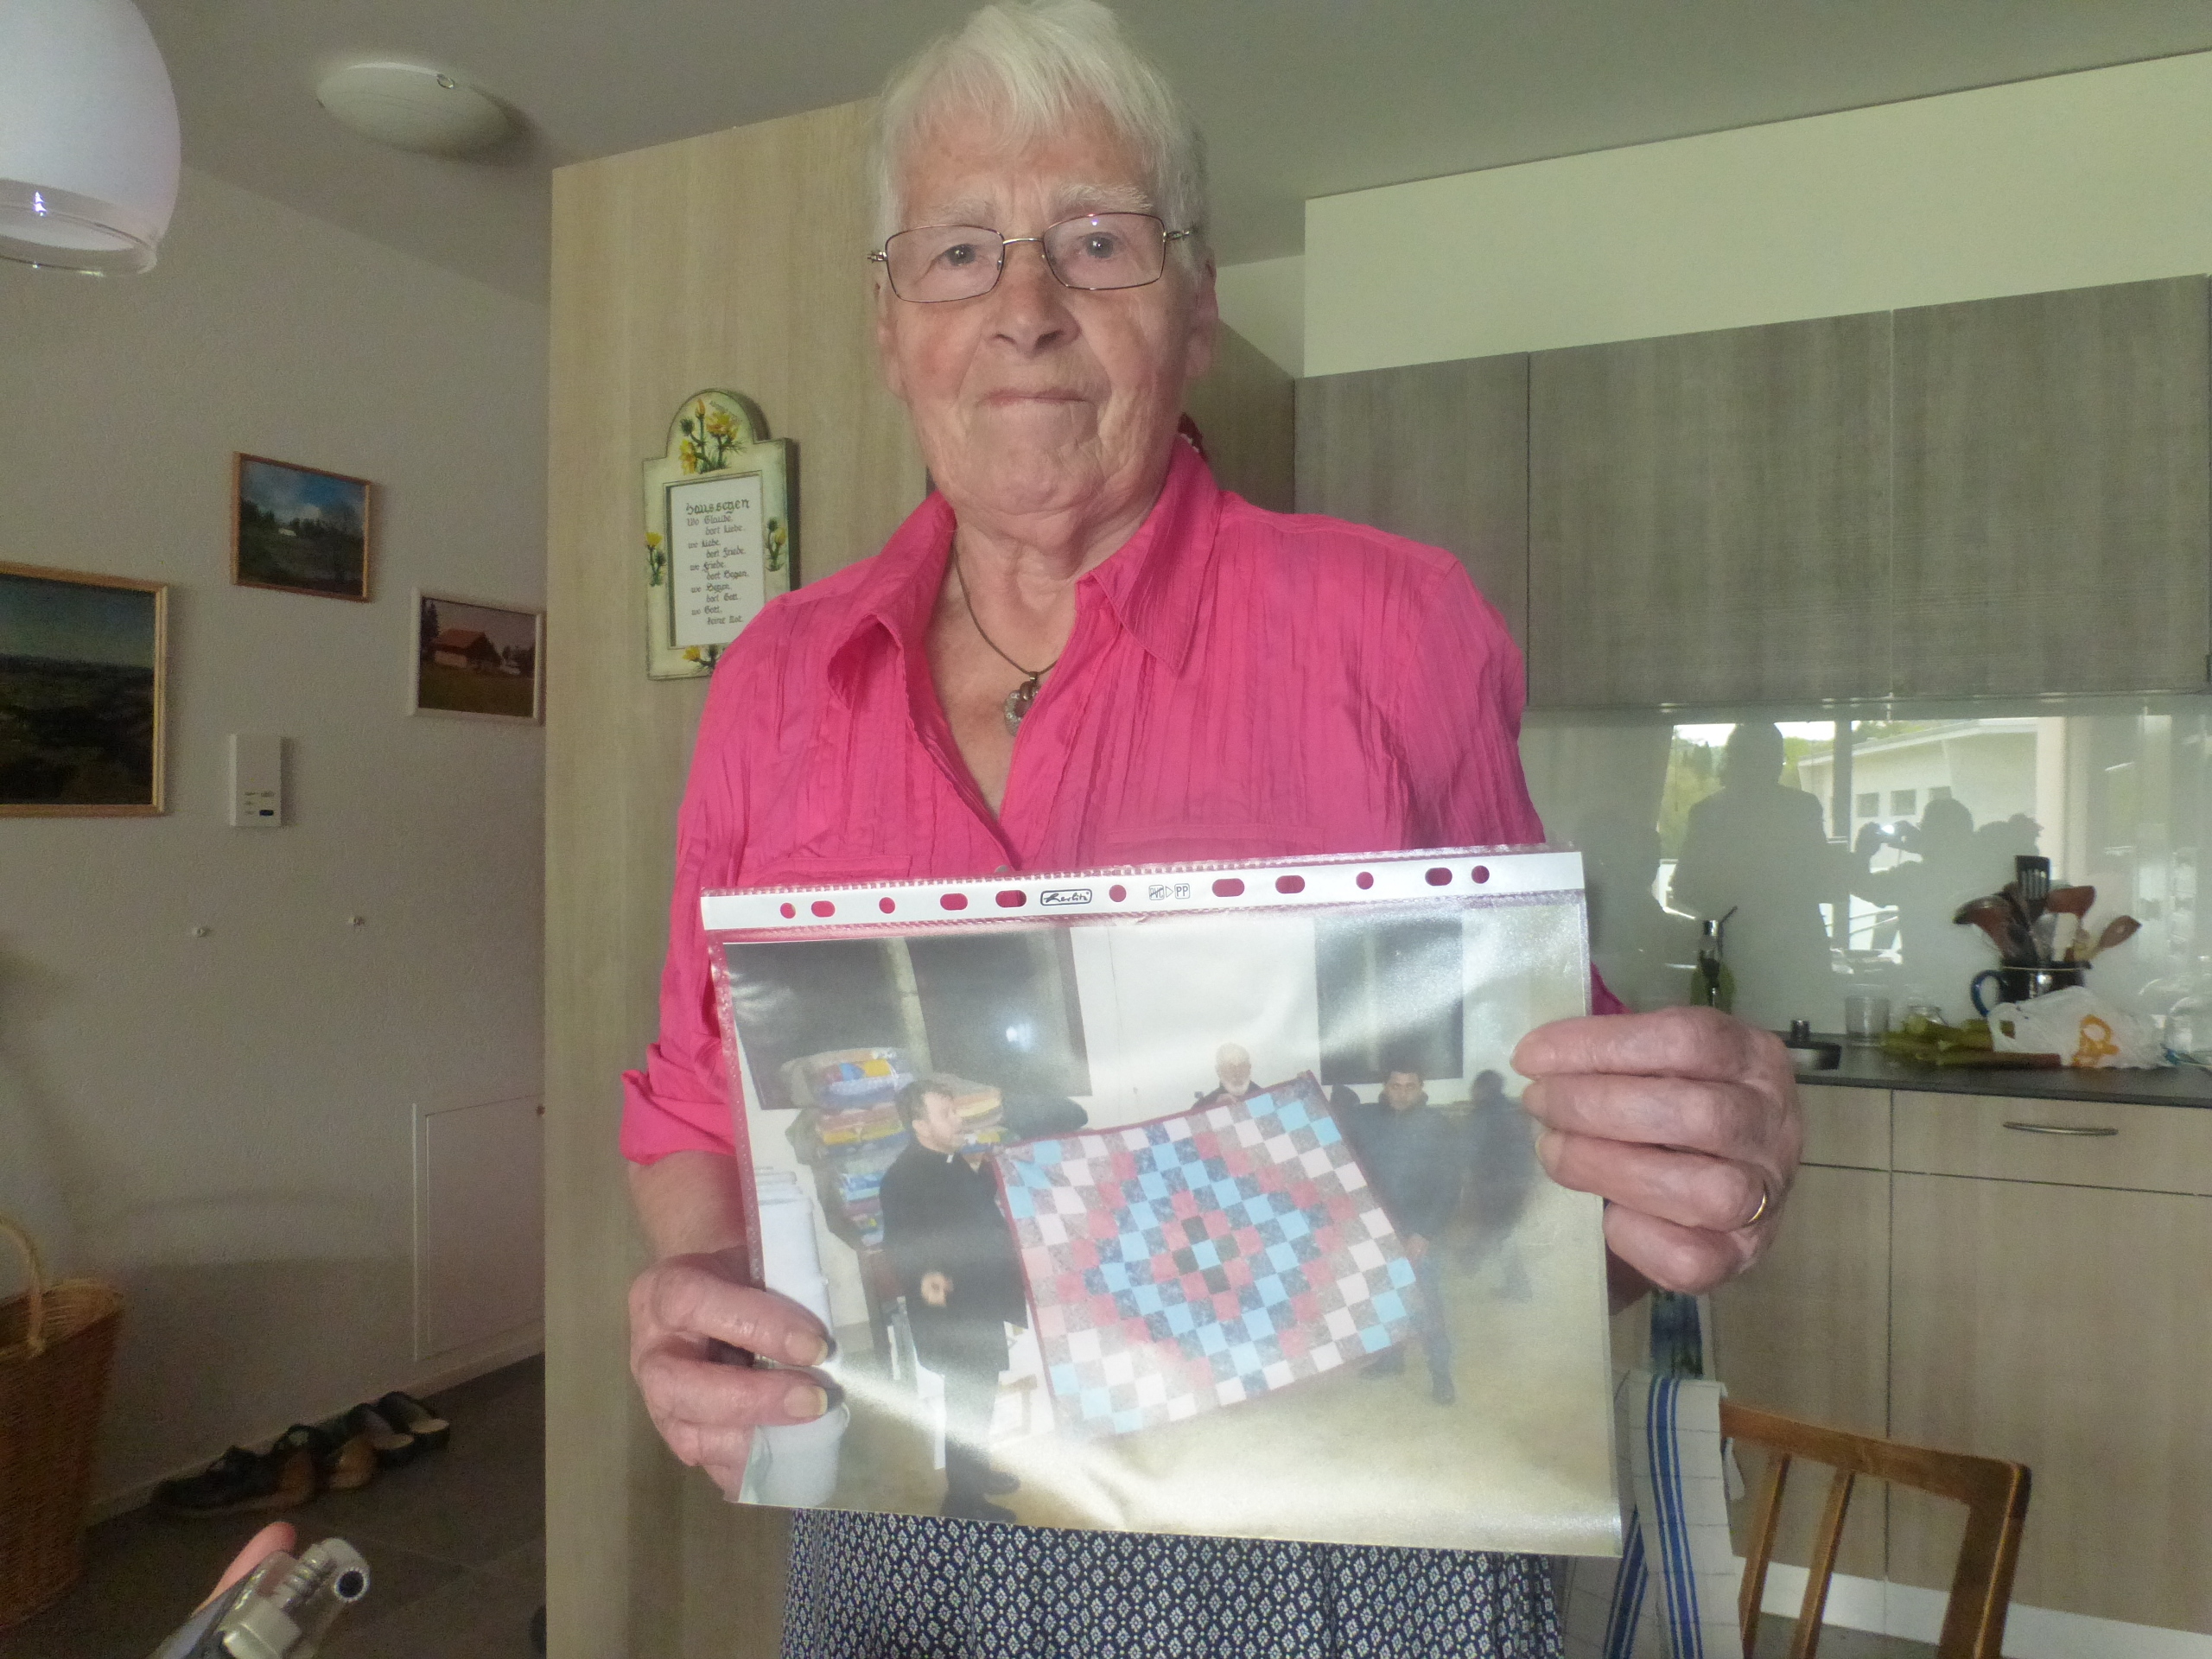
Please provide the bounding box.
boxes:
[713,893,1618,1555]
[232,454,373,601]
[410,592,543,722]
[0,562,165,815]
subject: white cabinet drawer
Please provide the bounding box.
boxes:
[1892,1090,2212,1194]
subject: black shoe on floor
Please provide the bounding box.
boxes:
[376,1390,451,1452]
[1432,1376,1457,1406]
[941,1492,1017,1524]
[979,1468,1020,1496]
[346,1402,422,1469]
[155,1442,314,1516]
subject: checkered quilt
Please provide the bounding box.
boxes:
[997,1075,1418,1437]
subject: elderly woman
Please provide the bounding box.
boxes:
[623,3,1802,1654]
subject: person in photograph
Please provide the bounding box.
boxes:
[879,1077,1029,1522]
[1457,1070,1537,1295]
[621,3,1803,1650]
[1344,1064,1466,1403]
[1195,1040,1257,1104]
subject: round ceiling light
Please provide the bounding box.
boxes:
[316,61,512,157]
[0,0,181,275]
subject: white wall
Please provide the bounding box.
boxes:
[1213,254,1306,379]
[0,168,548,1503]
[1306,49,2212,376]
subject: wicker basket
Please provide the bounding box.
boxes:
[0,1215,124,1629]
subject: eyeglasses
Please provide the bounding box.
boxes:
[869,212,1192,302]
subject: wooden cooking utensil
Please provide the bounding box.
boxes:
[1954,895,2024,960]
[2079,915,2141,962]
[2044,885,2094,959]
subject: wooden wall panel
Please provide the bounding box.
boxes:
[545,99,924,1659]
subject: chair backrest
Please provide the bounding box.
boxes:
[1719,1399,2031,1659]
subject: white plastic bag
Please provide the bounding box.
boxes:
[1988,986,2165,1068]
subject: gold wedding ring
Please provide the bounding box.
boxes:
[1741,1185,1772,1230]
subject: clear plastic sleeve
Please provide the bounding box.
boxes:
[703,845,1620,1555]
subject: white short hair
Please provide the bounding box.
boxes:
[872,0,1208,260]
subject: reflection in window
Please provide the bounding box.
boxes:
[1524,702,2212,1028]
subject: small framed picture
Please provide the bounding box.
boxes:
[0,560,167,816]
[232,454,373,601]
[410,590,544,724]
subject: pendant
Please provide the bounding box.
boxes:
[1002,673,1042,734]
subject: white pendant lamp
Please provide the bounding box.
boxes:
[0,0,181,275]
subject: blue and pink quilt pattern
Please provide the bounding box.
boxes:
[997,1075,1418,1437]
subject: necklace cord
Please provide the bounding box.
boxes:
[953,557,1060,681]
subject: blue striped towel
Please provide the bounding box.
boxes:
[1562,1370,1744,1659]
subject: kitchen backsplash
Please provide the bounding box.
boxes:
[1521,697,2211,1033]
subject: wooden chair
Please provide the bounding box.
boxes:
[1719,1399,2031,1659]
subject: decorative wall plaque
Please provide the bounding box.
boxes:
[642,391,793,680]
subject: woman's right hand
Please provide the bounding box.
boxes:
[626,1249,833,1496]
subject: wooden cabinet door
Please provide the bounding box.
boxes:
[1890,1172,2212,1632]
[1891,276,2212,697]
[1528,312,1892,708]
[1185,323,1294,515]
[1295,354,1530,644]
[1708,1163,1891,1580]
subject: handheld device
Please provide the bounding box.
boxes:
[147,1538,370,1659]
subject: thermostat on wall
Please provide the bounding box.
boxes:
[229,734,284,828]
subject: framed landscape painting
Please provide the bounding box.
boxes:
[232,454,373,601]
[0,561,167,816]
[410,590,543,723]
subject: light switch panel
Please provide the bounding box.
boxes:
[229,734,283,827]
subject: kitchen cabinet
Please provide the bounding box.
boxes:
[1891,276,2212,698]
[1300,275,2212,707]
[1527,312,1892,707]
[1710,1160,1892,1579]
[1708,1087,1891,1580]
[1888,1088,2212,1631]
[1710,1085,2212,1638]
[1890,1168,2212,1631]
[1295,353,1530,644]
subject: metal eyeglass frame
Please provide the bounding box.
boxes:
[868,213,1195,302]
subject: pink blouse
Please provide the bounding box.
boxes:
[622,440,1583,1164]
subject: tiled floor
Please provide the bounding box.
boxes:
[0,1357,543,1659]
[1757,1617,1936,1657]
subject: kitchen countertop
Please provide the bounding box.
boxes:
[1795,1039,2212,1108]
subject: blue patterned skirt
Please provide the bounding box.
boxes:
[783,1512,1560,1659]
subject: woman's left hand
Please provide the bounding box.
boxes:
[1513,1007,1803,1300]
